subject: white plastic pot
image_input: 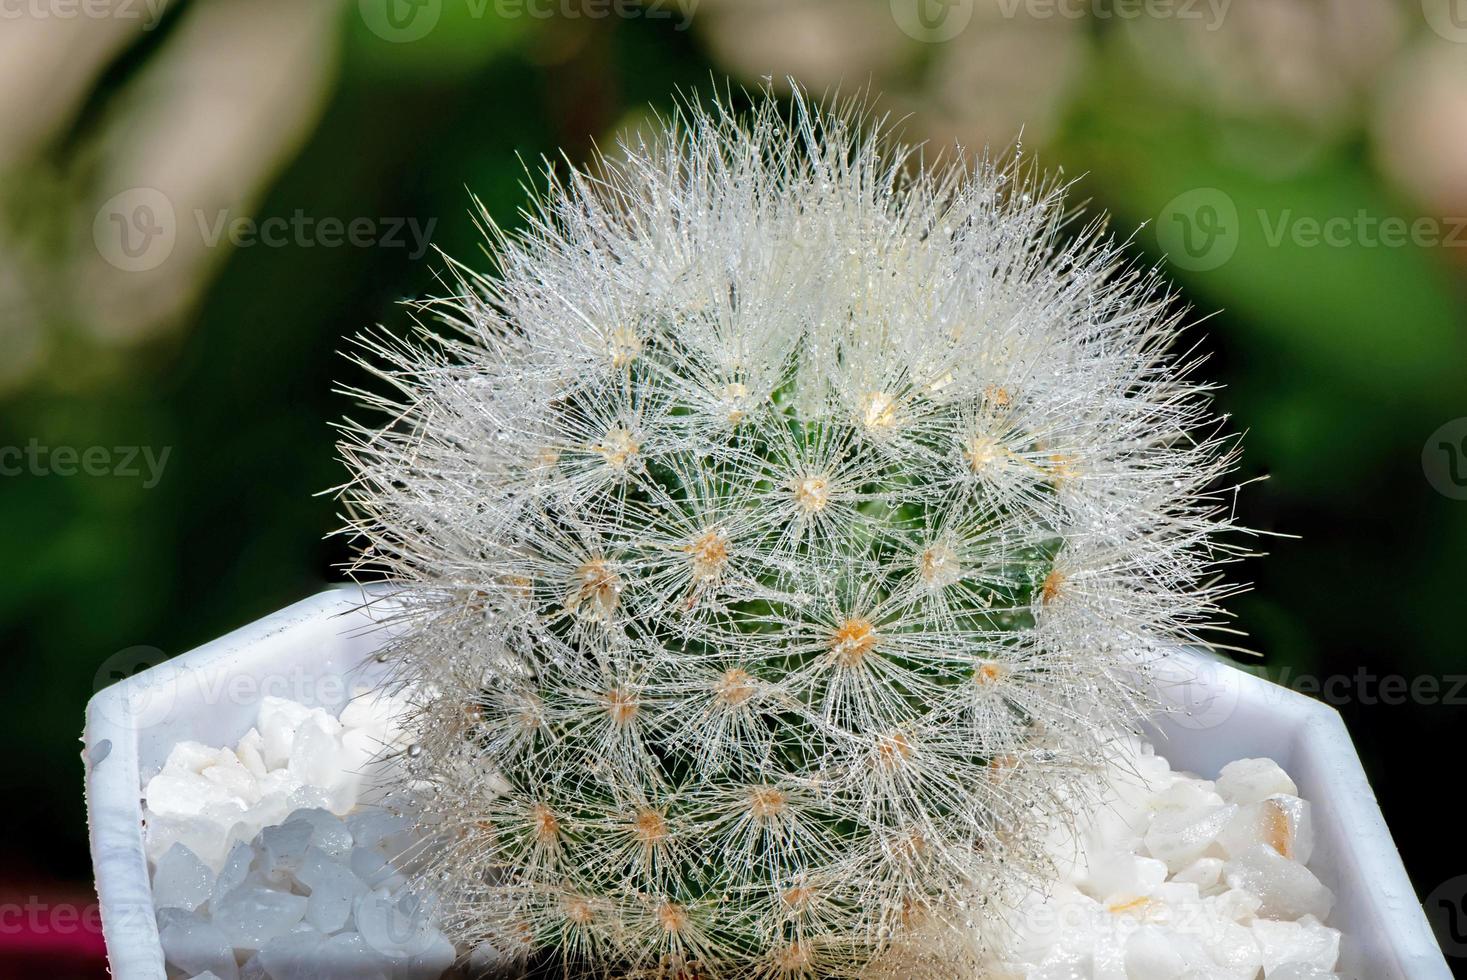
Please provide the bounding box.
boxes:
[84,587,1450,979]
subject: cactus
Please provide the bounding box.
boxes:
[337,91,1240,978]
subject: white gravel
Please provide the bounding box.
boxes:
[980,738,1341,979]
[142,688,413,871]
[146,695,1341,979]
[145,689,457,980]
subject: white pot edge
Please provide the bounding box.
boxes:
[83,587,1450,979]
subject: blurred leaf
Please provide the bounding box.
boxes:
[1059,44,1467,412]
[345,1,537,77]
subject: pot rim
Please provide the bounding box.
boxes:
[84,586,1450,979]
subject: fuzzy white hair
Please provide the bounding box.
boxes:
[336,87,1243,978]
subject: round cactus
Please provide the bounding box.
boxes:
[337,91,1239,978]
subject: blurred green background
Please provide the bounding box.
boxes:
[3,0,1465,955]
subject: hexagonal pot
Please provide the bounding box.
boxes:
[84,587,1450,979]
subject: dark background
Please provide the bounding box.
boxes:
[2,0,1464,973]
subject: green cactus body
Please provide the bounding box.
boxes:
[340,91,1238,979]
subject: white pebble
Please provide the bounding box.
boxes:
[1081,852,1167,906]
[144,767,228,822]
[199,749,259,802]
[322,932,396,979]
[347,808,411,854]
[1144,803,1236,873]
[1123,925,1211,979]
[145,810,242,872]
[1210,886,1264,924]
[977,739,1341,978]
[261,930,394,980]
[158,912,238,980]
[257,820,312,885]
[1225,844,1335,921]
[148,691,436,979]
[298,846,365,933]
[401,928,458,979]
[1269,965,1338,980]
[145,692,416,874]
[350,845,396,888]
[1218,797,1313,867]
[213,886,308,952]
[1197,919,1263,977]
[288,715,352,808]
[236,728,269,778]
[1253,915,1341,975]
[355,889,437,957]
[1152,778,1226,817]
[152,843,215,912]
[340,687,412,746]
[259,697,339,771]
[1171,857,1225,894]
[210,841,253,907]
[1217,758,1298,804]
[285,807,355,859]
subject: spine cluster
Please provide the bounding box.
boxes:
[338,91,1241,978]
